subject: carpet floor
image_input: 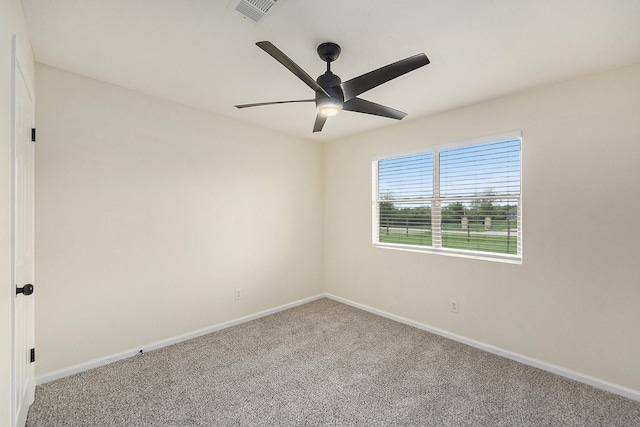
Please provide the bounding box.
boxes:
[26,298,640,426]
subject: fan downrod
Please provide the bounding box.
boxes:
[317,42,341,63]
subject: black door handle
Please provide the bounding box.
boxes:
[16,284,34,296]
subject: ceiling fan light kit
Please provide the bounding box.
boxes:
[235,41,429,133]
[317,98,342,117]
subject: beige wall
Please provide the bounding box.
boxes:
[34,65,324,375]
[1,0,35,424]
[324,64,640,391]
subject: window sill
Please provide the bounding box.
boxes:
[373,242,522,264]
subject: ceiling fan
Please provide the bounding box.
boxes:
[235,41,430,133]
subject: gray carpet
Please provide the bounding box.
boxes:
[27,298,640,426]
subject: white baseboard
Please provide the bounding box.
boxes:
[37,292,640,403]
[323,293,640,403]
[36,294,324,385]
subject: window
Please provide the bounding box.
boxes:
[373,132,522,263]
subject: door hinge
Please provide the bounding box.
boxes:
[30,348,35,363]
[31,128,36,142]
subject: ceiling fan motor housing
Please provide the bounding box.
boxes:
[316,72,343,102]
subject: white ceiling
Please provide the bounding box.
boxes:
[22,0,640,142]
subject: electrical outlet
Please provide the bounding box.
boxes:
[234,288,242,300]
[450,299,459,313]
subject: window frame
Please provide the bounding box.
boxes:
[372,131,522,264]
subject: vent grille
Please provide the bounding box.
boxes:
[234,0,279,23]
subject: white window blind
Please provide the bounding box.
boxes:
[377,152,433,247]
[373,134,522,262]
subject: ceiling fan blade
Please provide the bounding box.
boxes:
[313,114,327,133]
[342,53,430,101]
[235,99,315,109]
[343,98,407,120]
[256,41,329,97]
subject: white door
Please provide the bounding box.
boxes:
[12,35,36,427]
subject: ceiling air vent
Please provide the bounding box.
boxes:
[232,0,283,24]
